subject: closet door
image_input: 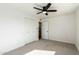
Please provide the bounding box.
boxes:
[42,21,48,39]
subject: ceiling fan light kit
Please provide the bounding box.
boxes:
[43,11,47,13]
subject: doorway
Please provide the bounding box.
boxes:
[39,22,42,39]
[39,20,49,40]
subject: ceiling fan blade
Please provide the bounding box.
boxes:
[37,12,42,14]
[45,13,48,16]
[33,7,42,11]
[46,3,51,9]
[47,10,57,12]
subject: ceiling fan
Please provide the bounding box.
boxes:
[33,3,57,16]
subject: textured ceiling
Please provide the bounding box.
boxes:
[4,3,79,19]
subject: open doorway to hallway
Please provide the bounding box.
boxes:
[39,19,49,40]
[39,21,42,40]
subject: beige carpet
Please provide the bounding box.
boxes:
[3,39,79,55]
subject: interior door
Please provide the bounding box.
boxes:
[42,21,48,39]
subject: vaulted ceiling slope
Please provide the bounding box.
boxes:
[1,3,79,19]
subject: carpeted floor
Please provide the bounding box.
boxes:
[3,39,79,55]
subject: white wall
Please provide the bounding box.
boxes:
[0,4,39,54]
[76,6,79,51]
[42,13,76,44]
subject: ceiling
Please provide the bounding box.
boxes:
[7,3,79,19]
